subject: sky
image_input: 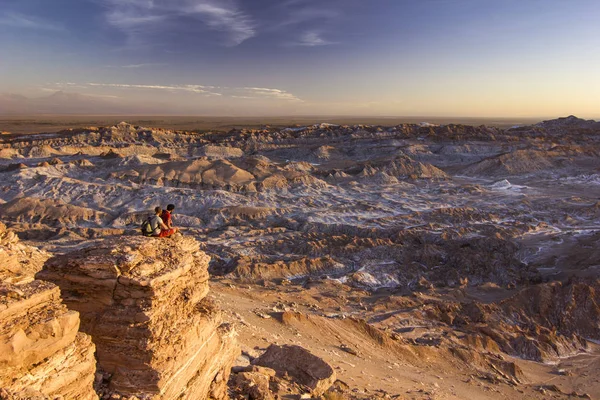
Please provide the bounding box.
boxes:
[0,0,599,117]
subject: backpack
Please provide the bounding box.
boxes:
[141,217,154,237]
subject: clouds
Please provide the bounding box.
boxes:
[296,31,336,47]
[240,87,303,101]
[268,0,344,47]
[101,0,256,46]
[0,12,64,31]
[188,2,256,46]
[87,82,222,95]
[105,63,167,69]
[50,82,303,102]
[98,0,345,48]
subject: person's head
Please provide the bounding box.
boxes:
[154,206,162,215]
[167,204,175,212]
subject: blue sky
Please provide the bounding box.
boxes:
[1,0,599,117]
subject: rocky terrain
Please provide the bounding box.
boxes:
[0,222,97,399]
[1,115,600,399]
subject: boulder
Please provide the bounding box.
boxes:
[232,371,274,400]
[254,345,336,396]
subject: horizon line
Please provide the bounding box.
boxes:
[0,113,597,121]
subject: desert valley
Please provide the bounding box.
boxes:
[1,115,599,399]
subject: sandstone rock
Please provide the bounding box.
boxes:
[232,255,347,281]
[232,371,274,400]
[38,236,239,399]
[254,345,336,396]
[0,281,97,399]
[0,222,50,284]
[0,388,50,400]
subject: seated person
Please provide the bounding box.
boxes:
[161,204,176,230]
[149,207,178,238]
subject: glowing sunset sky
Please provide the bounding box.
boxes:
[1,0,599,117]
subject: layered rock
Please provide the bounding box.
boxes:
[0,222,97,398]
[0,222,49,284]
[0,280,97,399]
[38,236,239,399]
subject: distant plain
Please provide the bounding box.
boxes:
[0,115,543,134]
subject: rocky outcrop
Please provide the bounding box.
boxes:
[0,223,97,398]
[229,345,337,399]
[0,222,49,284]
[462,149,556,176]
[231,255,348,281]
[0,280,97,399]
[421,279,600,362]
[0,388,51,399]
[230,366,277,400]
[254,344,336,396]
[38,236,239,399]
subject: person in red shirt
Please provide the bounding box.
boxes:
[159,204,178,237]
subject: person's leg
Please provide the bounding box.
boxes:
[159,229,175,238]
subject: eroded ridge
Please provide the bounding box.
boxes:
[38,235,239,399]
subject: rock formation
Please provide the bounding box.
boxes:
[254,344,336,396]
[229,344,337,400]
[38,236,239,399]
[0,222,49,284]
[0,224,97,399]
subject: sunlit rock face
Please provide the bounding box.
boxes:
[0,224,97,399]
[39,235,239,399]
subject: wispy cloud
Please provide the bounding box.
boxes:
[100,0,256,46]
[122,63,165,68]
[87,82,221,95]
[295,31,336,47]
[241,87,303,102]
[189,3,256,46]
[273,6,340,29]
[105,63,167,69]
[49,82,302,101]
[0,12,64,31]
[267,0,343,47]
